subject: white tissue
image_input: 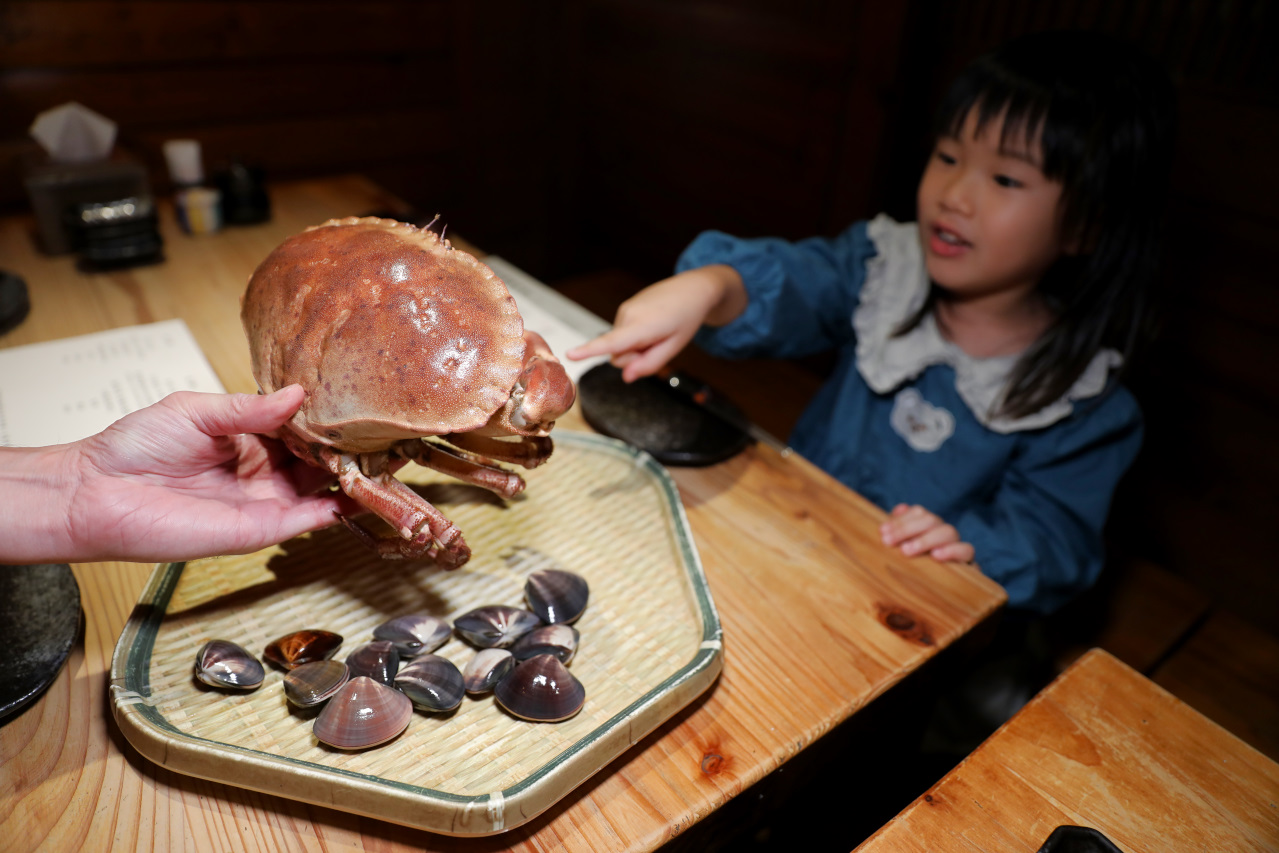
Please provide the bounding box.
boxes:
[29,102,117,163]
[162,139,205,186]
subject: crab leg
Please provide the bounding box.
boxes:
[330,451,471,566]
[338,515,468,567]
[395,439,527,498]
[442,434,553,469]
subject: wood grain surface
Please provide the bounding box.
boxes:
[0,175,1005,852]
[855,648,1279,852]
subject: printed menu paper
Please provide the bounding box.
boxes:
[0,319,226,447]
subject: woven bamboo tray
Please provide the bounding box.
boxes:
[109,431,722,836]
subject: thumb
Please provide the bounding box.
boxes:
[185,386,306,437]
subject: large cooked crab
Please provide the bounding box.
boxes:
[241,216,576,567]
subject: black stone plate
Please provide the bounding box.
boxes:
[0,270,30,336]
[1037,825,1126,853]
[577,363,751,466]
[0,563,83,725]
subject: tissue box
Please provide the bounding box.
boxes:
[22,155,151,255]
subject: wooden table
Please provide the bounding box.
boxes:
[856,648,1279,852]
[0,175,1005,852]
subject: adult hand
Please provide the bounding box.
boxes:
[880,503,976,564]
[3,386,355,564]
[565,264,747,382]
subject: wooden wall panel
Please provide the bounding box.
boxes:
[0,1,452,67]
[550,0,911,278]
[0,0,514,251]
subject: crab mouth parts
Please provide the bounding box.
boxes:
[509,380,530,429]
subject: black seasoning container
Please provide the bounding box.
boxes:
[214,160,271,225]
[67,196,164,270]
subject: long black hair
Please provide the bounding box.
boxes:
[907,30,1177,420]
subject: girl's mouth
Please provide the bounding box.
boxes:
[928,225,971,258]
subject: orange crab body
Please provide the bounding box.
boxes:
[242,216,576,566]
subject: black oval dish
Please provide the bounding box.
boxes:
[577,363,750,466]
[1038,825,1126,853]
[0,563,83,725]
[0,270,30,336]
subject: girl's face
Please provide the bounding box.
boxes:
[916,108,1070,303]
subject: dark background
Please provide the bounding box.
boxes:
[1,0,1275,768]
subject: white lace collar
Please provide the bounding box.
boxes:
[853,215,1122,434]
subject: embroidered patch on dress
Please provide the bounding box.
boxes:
[890,388,954,452]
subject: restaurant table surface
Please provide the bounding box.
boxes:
[0,175,1005,852]
[856,648,1279,852]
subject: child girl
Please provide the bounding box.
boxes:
[567,30,1177,614]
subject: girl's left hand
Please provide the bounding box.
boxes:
[880,503,975,564]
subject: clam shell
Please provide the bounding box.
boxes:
[282,659,350,707]
[263,629,343,670]
[195,640,265,690]
[511,624,579,665]
[313,676,412,749]
[524,569,589,625]
[394,655,465,713]
[345,640,400,685]
[372,613,451,657]
[494,653,586,722]
[453,605,541,649]
[462,648,517,695]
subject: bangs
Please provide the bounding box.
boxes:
[935,63,1086,183]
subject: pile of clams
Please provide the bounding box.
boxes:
[240,216,577,568]
[194,567,591,750]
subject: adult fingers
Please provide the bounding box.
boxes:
[181,386,305,438]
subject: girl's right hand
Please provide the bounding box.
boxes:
[565,264,747,382]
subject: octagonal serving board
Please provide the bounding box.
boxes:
[109,431,722,836]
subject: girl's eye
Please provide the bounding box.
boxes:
[935,151,957,165]
[994,174,1023,188]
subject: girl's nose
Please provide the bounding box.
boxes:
[939,170,975,215]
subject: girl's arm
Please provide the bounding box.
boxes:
[945,394,1143,613]
[566,264,746,382]
[568,221,879,379]
[0,386,354,565]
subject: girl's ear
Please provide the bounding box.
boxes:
[1062,219,1098,257]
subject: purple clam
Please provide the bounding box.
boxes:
[313,676,413,750]
[524,569,589,625]
[394,655,465,713]
[453,605,541,649]
[345,640,400,685]
[462,648,517,695]
[511,624,579,665]
[195,640,265,691]
[282,659,350,707]
[494,653,586,723]
[372,613,451,657]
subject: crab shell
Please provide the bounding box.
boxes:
[241,217,531,453]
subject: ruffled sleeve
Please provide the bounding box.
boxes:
[682,222,879,360]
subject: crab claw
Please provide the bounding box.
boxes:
[515,331,577,428]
